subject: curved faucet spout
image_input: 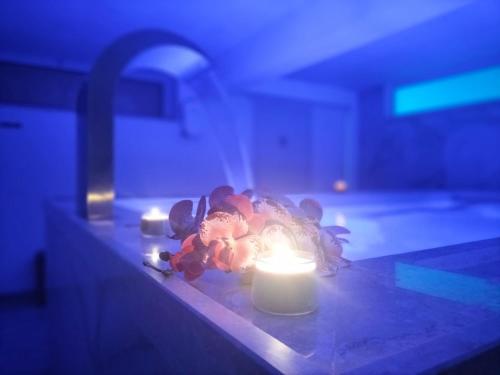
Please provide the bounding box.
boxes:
[77,29,251,220]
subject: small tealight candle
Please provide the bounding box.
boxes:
[140,207,169,237]
[333,179,348,193]
[251,244,317,316]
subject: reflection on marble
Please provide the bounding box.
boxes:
[193,239,500,373]
[396,263,500,312]
[47,196,500,374]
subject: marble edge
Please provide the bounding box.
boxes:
[46,201,329,375]
[344,314,500,374]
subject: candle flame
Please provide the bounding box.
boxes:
[256,242,316,274]
[270,242,295,263]
[143,207,168,220]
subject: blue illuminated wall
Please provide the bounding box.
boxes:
[0,104,229,294]
[394,66,500,116]
[359,84,500,190]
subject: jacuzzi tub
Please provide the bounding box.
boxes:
[116,191,500,260]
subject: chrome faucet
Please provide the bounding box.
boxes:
[77,29,251,220]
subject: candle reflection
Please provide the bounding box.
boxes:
[145,246,160,265]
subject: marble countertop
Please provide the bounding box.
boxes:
[49,197,500,373]
[193,240,500,373]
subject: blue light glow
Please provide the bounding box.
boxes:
[395,262,500,312]
[394,66,500,116]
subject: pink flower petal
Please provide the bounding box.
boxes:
[170,234,197,271]
[209,239,233,272]
[181,233,197,252]
[184,261,205,281]
[199,211,248,246]
[254,199,292,226]
[224,194,254,220]
[248,213,267,234]
[231,235,262,272]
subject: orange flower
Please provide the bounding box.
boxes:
[254,199,293,226]
[247,213,268,234]
[209,239,233,272]
[208,235,262,273]
[184,260,205,281]
[224,194,254,220]
[169,234,197,272]
[199,211,248,246]
[230,235,262,272]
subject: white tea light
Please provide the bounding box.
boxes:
[141,207,169,237]
[251,245,317,316]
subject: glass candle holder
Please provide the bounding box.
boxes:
[251,251,317,316]
[140,207,169,237]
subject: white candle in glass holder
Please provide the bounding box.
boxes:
[251,244,317,316]
[140,207,169,237]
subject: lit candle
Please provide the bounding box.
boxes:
[251,244,317,316]
[333,179,348,193]
[140,207,169,237]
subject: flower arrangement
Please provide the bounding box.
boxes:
[150,186,350,281]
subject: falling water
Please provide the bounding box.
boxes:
[186,70,254,192]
